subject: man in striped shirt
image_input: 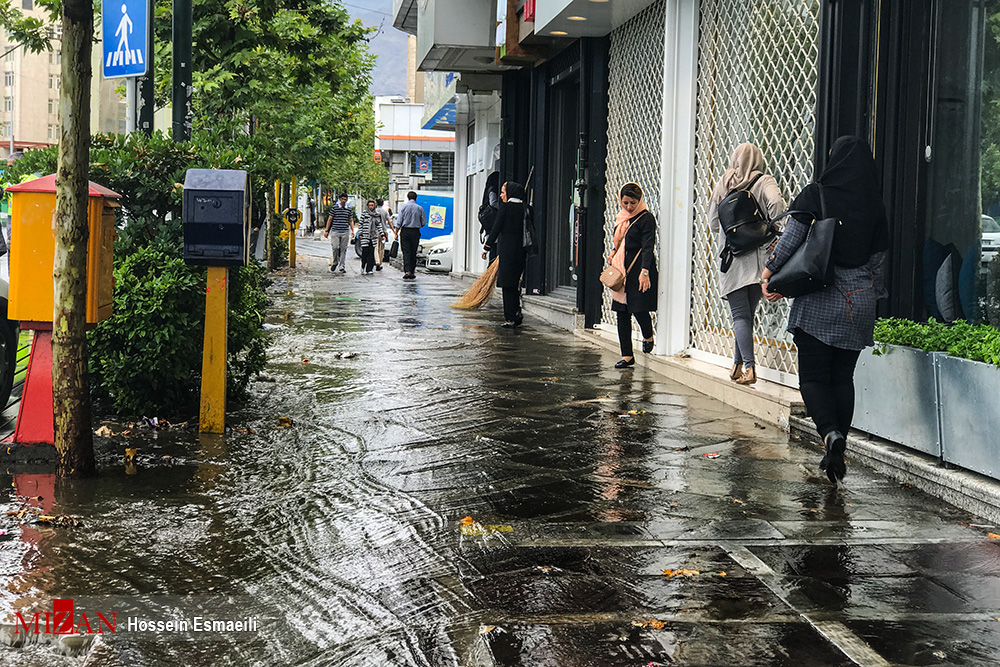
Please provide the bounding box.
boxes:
[323,193,357,273]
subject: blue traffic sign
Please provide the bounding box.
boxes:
[102,0,148,79]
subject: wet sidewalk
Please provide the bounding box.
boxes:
[1,252,999,666]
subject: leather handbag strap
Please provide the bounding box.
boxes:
[625,250,641,275]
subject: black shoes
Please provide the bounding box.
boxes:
[402,273,415,280]
[376,265,383,271]
[501,321,516,328]
[642,339,654,353]
[822,431,847,483]
[614,358,635,369]
[514,312,524,326]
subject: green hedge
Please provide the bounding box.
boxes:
[7,133,271,416]
[874,318,1000,367]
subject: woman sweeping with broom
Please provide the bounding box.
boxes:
[451,180,528,326]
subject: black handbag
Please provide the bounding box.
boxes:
[389,240,399,259]
[767,186,837,298]
[718,174,777,272]
[522,204,538,256]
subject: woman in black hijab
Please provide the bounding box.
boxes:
[761,136,889,484]
[483,181,528,327]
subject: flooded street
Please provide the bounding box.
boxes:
[1,247,999,666]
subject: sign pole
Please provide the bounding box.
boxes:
[289,175,297,268]
[199,266,227,433]
[172,0,193,141]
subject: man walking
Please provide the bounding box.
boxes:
[323,193,356,273]
[375,198,395,272]
[395,191,426,280]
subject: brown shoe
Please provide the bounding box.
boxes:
[730,363,743,381]
[735,366,757,385]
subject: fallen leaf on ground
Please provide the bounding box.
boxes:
[461,524,513,536]
[718,571,727,577]
[277,417,294,428]
[662,568,700,578]
[732,499,745,504]
[540,377,562,382]
[479,625,496,634]
[94,426,114,437]
[987,533,1000,540]
[36,514,82,527]
[124,448,137,461]
[536,566,553,573]
[302,358,310,363]
[702,453,721,459]
[460,516,475,526]
[631,619,667,630]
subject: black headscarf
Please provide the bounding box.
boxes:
[791,135,889,267]
[505,181,526,200]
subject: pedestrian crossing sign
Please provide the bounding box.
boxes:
[102,0,148,78]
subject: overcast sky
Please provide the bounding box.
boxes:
[344,0,409,97]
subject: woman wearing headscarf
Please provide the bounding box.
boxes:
[483,181,527,327]
[609,183,658,369]
[358,199,386,275]
[709,143,787,385]
[761,136,889,484]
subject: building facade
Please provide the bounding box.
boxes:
[1,9,127,158]
[397,0,1000,389]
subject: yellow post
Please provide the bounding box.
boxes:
[289,175,297,268]
[199,266,228,433]
[274,179,280,214]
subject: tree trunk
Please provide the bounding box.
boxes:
[52,0,96,478]
[264,187,274,269]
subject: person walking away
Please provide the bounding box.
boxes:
[323,193,356,273]
[358,200,386,274]
[396,191,426,280]
[482,181,528,327]
[761,136,889,484]
[375,198,394,271]
[709,143,787,385]
[609,183,658,368]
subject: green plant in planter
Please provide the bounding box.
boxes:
[873,317,1000,367]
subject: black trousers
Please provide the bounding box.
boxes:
[616,310,653,357]
[361,244,376,273]
[502,287,521,322]
[399,227,420,275]
[794,329,862,441]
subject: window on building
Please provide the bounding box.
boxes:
[47,125,52,139]
[48,74,53,89]
[410,152,455,191]
[47,23,62,40]
[4,72,13,87]
[22,0,32,9]
[3,97,11,112]
[47,98,54,114]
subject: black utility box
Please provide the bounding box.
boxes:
[183,169,250,267]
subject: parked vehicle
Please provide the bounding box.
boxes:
[0,227,19,409]
[426,239,453,273]
[982,214,1000,263]
[416,235,452,268]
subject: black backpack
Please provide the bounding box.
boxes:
[717,174,777,272]
[478,185,499,240]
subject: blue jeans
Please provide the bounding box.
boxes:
[728,284,762,367]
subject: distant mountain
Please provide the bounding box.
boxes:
[345,0,408,97]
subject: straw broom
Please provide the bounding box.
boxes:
[451,258,499,309]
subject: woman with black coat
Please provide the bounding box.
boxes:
[608,183,658,368]
[761,136,889,484]
[483,181,527,327]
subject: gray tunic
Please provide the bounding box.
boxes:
[709,174,787,298]
[766,217,888,350]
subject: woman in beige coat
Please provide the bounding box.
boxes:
[708,143,786,385]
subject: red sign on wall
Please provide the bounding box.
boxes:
[524,0,535,22]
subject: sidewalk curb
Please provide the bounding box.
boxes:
[573,328,805,429]
[572,327,1000,524]
[791,416,1000,524]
